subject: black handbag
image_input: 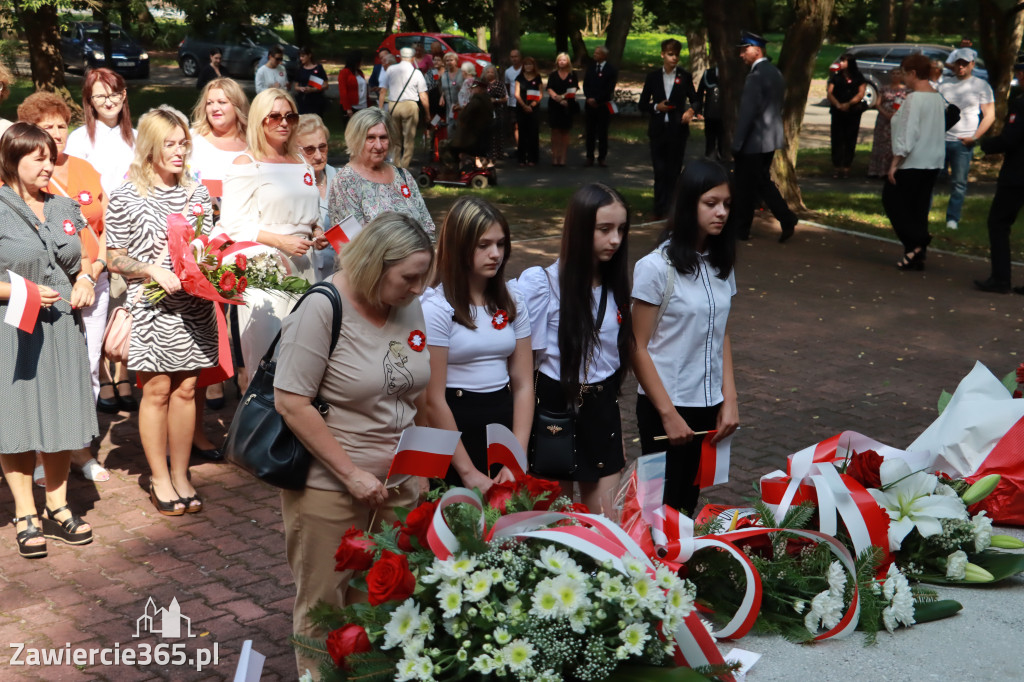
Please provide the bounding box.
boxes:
[223,282,343,490]
[528,401,577,479]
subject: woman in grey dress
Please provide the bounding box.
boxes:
[107,107,216,516]
[0,123,98,558]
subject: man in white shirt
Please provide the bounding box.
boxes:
[379,47,430,168]
[938,47,995,230]
[504,49,522,146]
[255,46,290,94]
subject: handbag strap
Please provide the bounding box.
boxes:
[260,281,343,366]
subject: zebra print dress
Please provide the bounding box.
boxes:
[105,183,218,373]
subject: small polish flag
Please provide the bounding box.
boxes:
[233,639,265,682]
[486,423,527,479]
[324,215,362,250]
[526,89,542,102]
[635,451,668,526]
[308,74,325,90]
[4,271,42,333]
[607,101,619,114]
[201,178,224,197]
[387,426,461,480]
[565,87,577,99]
[695,431,733,488]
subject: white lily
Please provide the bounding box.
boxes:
[868,459,968,551]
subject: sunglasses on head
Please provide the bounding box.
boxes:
[265,112,299,126]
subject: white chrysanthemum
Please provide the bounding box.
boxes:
[803,588,843,634]
[664,580,696,620]
[619,622,650,656]
[384,600,423,649]
[414,656,434,680]
[438,584,463,618]
[463,570,494,602]
[489,568,505,583]
[972,511,993,552]
[448,554,479,578]
[506,595,524,616]
[597,573,627,601]
[536,546,579,575]
[493,627,512,645]
[470,654,498,674]
[569,607,591,633]
[501,639,537,672]
[622,557,649,578]
[793,600,806,614]
[700,618,718,641]
[552,574,590,614]
[826,561,847,596]
[945,549,969,580]
[881,566,915,634]
[630,573,657,607]
[298,671,314,682]
[396,657,418,682]
[654,564,679,590]
[530,579,561,618]
[455,648,468,662]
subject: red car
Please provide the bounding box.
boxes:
[376,32,492,76]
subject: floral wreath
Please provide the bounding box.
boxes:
[408,329,426,352]
[491,309,509,330]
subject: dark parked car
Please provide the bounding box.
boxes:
[177,25,299,80]
[830,43,988,108]
[60,21,150,79]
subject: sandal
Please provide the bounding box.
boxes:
[150,484,185,516]
[896,250,925,271]
[115,380,139,412]
[14,514,48,558]
[42,505,93,545]
[174,487,204,514]
[79,458,110,482]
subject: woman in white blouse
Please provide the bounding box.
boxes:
[220,88,327,387]
[631,160,739,515]
[517,184,633,517]
[293,114,338,281]
[423,197,533,491]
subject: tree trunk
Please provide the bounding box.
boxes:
[686,27,709,84]
[605,0,633,67]
[492,0,521,66]
[703,0,756,156]
[978,0,1024,132]
[772,0,836,211]
[878,0,894,41]
[569,27,587,64]
[386,0,400,33]
[416,0,441,33]
[554,0,571,54]
[476,27,487,51]
[291,1,311,48]
[21,2,80,116]
[895,0,913,42]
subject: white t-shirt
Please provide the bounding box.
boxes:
[505,65,522,108]
[383,61,428,102]
[421,286,531,392]
[255,64,288,93]
[516,262,622,384]
[939,75,994,141]
[632,244,736,407]
[65,122,136,197]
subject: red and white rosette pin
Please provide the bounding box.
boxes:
[400,184,412,198]
[616,307,622,325]
[77,190,93,206]
[191,202,204,217]
[407,329,426,352]
[303,172,314,186]
[62,219,76,235]
[491,309,508,330]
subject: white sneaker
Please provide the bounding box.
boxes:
[946,220,958,230]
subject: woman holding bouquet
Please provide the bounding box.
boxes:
[220,88,324,382]
[106,106,216,515]
[274,212,432,676]
[422,197,533,488]
[631,160,739,515]
[517,184,632,517]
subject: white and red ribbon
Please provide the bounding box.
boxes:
[486,424,527,479]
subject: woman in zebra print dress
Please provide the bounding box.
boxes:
[107,107,217,516]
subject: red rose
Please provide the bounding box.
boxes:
[334,527,375,571]
[845,449,884,489]
[234,253,247,271]
[219,270,237,292]
[1015,390,1023,399]
[563,502,591,514]
[397,500,437,551]
[366,550,416,605]
[523,475,562,510]
[325,624,371,669]
[484,479,518,513]
[236,276,248,294]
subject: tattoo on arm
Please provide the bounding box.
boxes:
[109,249,151,279]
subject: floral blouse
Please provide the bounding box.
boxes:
[327,164,435,233]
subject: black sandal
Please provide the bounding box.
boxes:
[42,505,93,545]
[150,484,185,516]
[896,251,925,271]
[14,514,47,558]
[178,492,204,514]
[115,380,139,412]
[97,381,120,414]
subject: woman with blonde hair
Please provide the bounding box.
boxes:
[220,88,324,385]
[275,211,433,676]
[546,52,579,167]
[423,197,532,488]
[106,106,216,515]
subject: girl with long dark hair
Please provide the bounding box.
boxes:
[518,183,633,516]
[632,160,740,515]
[423,197,533,489]
[827,53,867,178]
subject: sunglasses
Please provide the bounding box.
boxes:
[299,143,328,155]
[264,112,299,126]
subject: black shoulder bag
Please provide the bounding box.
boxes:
[223,282,343,490]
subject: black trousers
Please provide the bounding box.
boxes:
[585,105,611,161]
[649,124,688,218]
[704,118,725,160]
[444,386,513,486]
[732,151,797,239]
[635,394,720,516]
[829,110,863,168]
[882,168,939,253]
[987,184,1024,285]
[516,108,540,164]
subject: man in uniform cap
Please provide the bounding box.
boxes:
[974,61,1024,293]
[731,31,798,242]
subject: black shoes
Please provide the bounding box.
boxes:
[778,221,797,243]
[191,444,224,462]
[97,382,120,414]
[974,277,1010,294]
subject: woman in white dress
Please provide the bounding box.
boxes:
[220,88,326,388]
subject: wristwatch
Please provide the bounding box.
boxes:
[78,273,97,286]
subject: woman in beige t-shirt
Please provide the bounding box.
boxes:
[274,211,433,676]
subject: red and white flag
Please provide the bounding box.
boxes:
[696,431,733,488]
[308,74,325,91]
[526,89,542,102]
[486,424,527,479]
[607,101,619,114]
[387,426,461,480]
[324,215,362,250]
[4,271,42,333]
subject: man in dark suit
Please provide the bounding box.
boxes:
[732,31,798,242]
[584,45,618,167]
[975,61,1024,293]
[639,38,697,219]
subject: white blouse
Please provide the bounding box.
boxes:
[188,132,246,187]
[516,262,621,384]
[421,286,531,392]
[65,122,136,197]
[891,91,945,170]
[632,244,736,407]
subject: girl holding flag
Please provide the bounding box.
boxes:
[631,159,740,516]
[294,46,328,116]
[422,196,533,488]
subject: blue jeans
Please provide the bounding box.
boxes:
[945,140,974,223]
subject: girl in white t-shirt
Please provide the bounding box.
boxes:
[423,197,533,490]
[517,184,633,517]
[631,160,740,515]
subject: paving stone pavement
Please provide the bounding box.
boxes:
[3,194,1024,680]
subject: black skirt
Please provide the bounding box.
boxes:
[444,385,513,486]
[534,372,624,482]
